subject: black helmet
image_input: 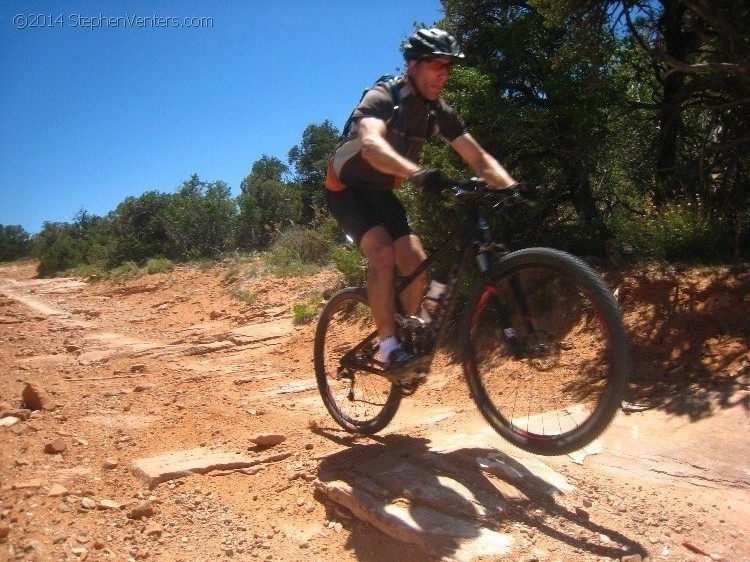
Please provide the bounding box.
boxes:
[403,28,465,61]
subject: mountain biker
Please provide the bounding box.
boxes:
[325,28,518,376]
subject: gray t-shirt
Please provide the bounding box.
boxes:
[330,78,468,190]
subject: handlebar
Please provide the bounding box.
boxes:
[449,179,540,208]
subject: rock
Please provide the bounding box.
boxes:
[315,478,514,559]
[98,499,121,510]
[23,540,46,556]
[5,478,44,490]
[1,409,31,420]
[48,483,68,497]
[74,532,89,544]
[249,434,286,447]
[102,458,119,469]
[44,437,67,454]
[22,381,56,411]
[81,497,97,510]
[144,523,163,537]
[0,524,10,538]
[131,447,289,489]
[127,501,155,520]
[130,363,148,373]
[0,416,21,428]
[52,531,67,544]
[621,555,642,562]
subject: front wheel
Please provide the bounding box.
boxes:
[460,248,630,455]
[314,288,401,434]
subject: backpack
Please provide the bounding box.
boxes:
[339,75,402,141]
[326,74,438,191]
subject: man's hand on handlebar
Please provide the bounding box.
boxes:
[509,181,538,200]
[409,168,453,197]
[411,169,541,204]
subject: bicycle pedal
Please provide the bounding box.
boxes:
[397,374,428,396]
[382,355,429,381]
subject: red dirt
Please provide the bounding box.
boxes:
[0,259,747,561]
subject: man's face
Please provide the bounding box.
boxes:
[407,56,453,100]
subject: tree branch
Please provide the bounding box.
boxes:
[659,52,750,77]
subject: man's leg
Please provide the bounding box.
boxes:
[393,234,427,315]
[359,225,398,341]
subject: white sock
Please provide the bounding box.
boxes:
[378,335,400,363]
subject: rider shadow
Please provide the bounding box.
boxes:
[313,429,647,561]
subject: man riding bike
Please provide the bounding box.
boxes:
[325,28,519,377]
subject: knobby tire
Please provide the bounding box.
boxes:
[314,288,401,434]
[459,248,630,455]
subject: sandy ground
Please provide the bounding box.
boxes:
[0,259,748,562]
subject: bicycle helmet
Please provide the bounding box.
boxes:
[403,28,465,61]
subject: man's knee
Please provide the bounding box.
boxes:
[367,244,397,271]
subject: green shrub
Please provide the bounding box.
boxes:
[257,227,336,277]
[223,264,242,283]
[610,200,733,263]
[263,247,320,277]
[68,263,104,279]
[146,257,174,274]
[331,244,368,287]
[271,227,335,265]
[35,230,85,278]
[190,258,214,270]
[292,300,320,324]
[231,287,257,305]
[109,261,141,280]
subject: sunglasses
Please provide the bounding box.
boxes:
[420,58,453,72]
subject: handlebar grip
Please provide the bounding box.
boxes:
[450,179,543,206]
[513,182,538,201]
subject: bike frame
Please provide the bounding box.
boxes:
[337,215,475,376]
[340,200,538,376]
[401,204,539,359]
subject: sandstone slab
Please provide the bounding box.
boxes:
[315,478,513,561]
[132,447,291,489]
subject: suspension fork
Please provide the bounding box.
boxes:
[472,214,538,359]
[478,278,526,360]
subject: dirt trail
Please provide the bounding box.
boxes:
[0,260,748,561]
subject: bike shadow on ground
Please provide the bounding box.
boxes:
[312,428,648,561]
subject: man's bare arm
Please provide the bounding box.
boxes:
[358,117,421,179]
[451,133,516,188]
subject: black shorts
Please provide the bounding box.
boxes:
[326,187,414,245]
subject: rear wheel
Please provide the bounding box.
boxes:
[314,288,401,434]
[460,248,630,455]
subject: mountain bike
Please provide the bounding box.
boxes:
[314,180,630,455]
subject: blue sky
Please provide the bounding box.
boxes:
[1,1,444,234]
